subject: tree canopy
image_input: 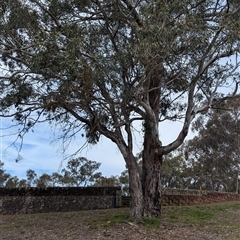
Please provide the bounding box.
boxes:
[186,99,240,192]
[0,160,10,187]
[61,157,101,186]
[1,0,240,218]
[0,157,103,188]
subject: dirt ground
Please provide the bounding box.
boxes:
[0,205,239,240]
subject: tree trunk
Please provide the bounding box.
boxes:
[125,145,162,218]
[142,125,163,217]
[139,61,163,217]
[125,152,144,218]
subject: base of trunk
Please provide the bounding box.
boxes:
[143,194,162,217]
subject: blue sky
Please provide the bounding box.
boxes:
[1,117,193,180]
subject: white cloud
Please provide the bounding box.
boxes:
[1,117,194,180]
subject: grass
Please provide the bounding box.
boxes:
[91,208,133,227]
[89,201,240,234]
[87,201,240,239]
[1,201,240,239]
[164,201,240,227]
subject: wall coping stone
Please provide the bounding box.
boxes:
[0,187,121,196]
[162,188,240,196]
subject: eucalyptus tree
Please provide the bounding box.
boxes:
[35,173,53,188]
[94,175,120,187]
[26,169,37,187]
[0,160,10,187]
[5,176,19,188]
[18,179,28,188]
[61,157,101,186]
[161,149,192,189]
[186,99,240,192]
[51,172,64,186]
[1,0,240,218]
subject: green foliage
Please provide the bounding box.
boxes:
[61,157,101,187]
[1,0,239,146]
[0,161,10,187]
[51,172,63,186]
[1,0,240,218]
[162,148,192,189]
[5,176,19,188]
[26,169,37,187]
[35,173,52,188]
[0,157,103,188]
[18,179,27,188]
[186,99,240,191]
[118,170,129,195]
[94,175,120,187]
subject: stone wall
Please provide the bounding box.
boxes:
[162,188,240,206]
[121,188,240,207]
[1,187,239,214]
[0,187,122,215]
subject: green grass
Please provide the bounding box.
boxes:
[166,206,215,225]
[1,201,239,240]
[88,201,240,240]
[141,217,161,228]
[164,202,240,226]
[91,208,133,227]
[1,219,34,231]
[89,201,240,232]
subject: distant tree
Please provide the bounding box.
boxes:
[51,172,64,186]
[26,169,37,187]
[118,170,130,196]
[0,161,10,187]
[5,176,19,188]
[116,153,146,195]
[36,173,52,188]
[94,175,120,187]
[1,0,240,218]
[61,157,101,187]
[186,99,240,192]
[18,179,27,188]
[162,148,192,189]
[61,170,76,187]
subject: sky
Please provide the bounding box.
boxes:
[0,117,194,180]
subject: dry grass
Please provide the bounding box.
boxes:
[0,201,239,240]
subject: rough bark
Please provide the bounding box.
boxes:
[142,125,163,217]
[139,60,163,217]
[124,152,143,218]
